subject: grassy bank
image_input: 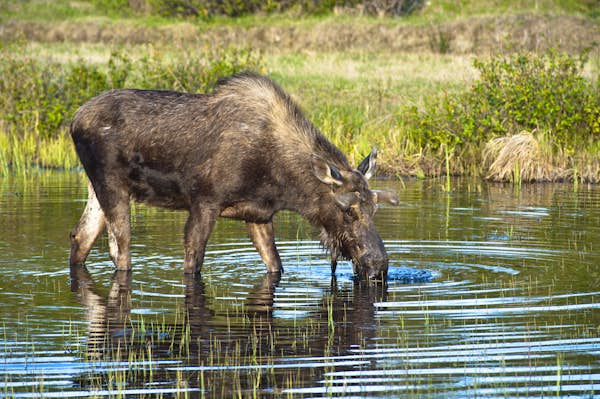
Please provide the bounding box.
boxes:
[0,43,265,174]
[1,0,599,182]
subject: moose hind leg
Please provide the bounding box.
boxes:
[246,222,283,274]
[105,196,132,271]
[70,181,107,266]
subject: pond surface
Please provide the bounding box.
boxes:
[0,172,599,398]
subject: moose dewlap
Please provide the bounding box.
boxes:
[69,73,398,280]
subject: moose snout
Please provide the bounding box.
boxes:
[353,231,389,281]
[355,253,388,281]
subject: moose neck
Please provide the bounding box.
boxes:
[286,181,340,235]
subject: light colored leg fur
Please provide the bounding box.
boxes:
[70,181,106,266]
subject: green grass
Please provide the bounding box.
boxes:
[1,0,598,181]
[1,0,597,25]
[1,41,598,181]
[0,42,265,174]
[0,0,98,22]
[413,0,599,20]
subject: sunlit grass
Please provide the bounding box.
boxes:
[38,130,80,170]
[0,127,80,174]
[2,0,596,25]
[1,1,598,180]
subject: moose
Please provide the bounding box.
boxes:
[69,73,398,280]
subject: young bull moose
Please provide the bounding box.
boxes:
[69,73,399,280]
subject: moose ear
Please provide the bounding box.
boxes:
[312,156,343,186]
[357,147,377,180]
[373,190,399,206]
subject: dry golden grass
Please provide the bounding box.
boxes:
[483,132,559,182]
[2,14,598,55]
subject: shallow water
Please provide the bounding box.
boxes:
[0,172,599,398]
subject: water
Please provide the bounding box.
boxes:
[0,172,599,398]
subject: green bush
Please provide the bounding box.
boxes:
[132,47,264,92]
[96,0,424,17]
[91,0,132,14]
[0,44,263,170]
[470,51,599,149]
[0,45,263,139]
[402,50,600,153]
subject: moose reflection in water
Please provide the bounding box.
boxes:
[69,266,132,359]
[69,265,385,396]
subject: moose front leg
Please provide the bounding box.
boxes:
[184,206,218,275]
[70,180,107,267]
[246,221,283,274]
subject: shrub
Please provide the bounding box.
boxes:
[99,0,424,17]
[132,47,264,93]
[401,50,600,154]
[360,0,424,16]
[0,44,264,171]
[470,50,600,150]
